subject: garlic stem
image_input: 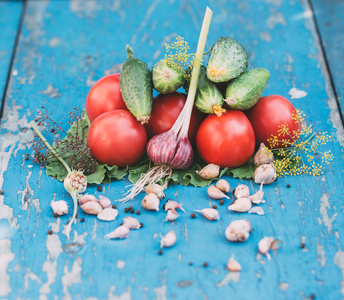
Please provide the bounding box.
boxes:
[171,7,213,138]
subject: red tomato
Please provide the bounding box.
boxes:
[87,110,147,167]
[145,92,204,146]
[245,95,300,149]
[196,110,255,168]
[85,74,127,122]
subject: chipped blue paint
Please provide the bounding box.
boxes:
[0,0,344,299]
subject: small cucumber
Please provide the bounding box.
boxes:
[120,45,153,124]
[206,37,248,83]
[152,59,185,94]
[224,68,270,110]
[185,65,224,115]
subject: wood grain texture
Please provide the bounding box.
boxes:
[0,1,23,115]
[311,0,344,118]
[0,0,344,299]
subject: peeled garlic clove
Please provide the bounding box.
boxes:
[194,208,219,221]
[227,256,241,272]
[98,195,112,209]
[166,210,179,221]
[234,184,250,198]
[249,182,264,204]
[78,194,98,205]
[258,237,276,260]
[123,216,141,229]
[216,179,230,193]
[254,143,274,166]
[248,206,265,215]
[196,164,220,179]
[228,197,252,213]
[160,230,177,248]
[164,200,186,213]
[254,163,277,184]
[80,201,103,215]
[225,219,252,242]
[105,225,130,239]
[142,193,160,211]
[51,200,68,216]
[97,208,118,221]
[145,183,166,200]
[207,185,229,200]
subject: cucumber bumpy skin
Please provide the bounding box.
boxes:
[120,45,153,124]
[185,65,224,115]
[206,37,248,83]
[152,59,185,94]
[224,68,270,110]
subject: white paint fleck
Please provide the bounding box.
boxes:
[260,31,271,42]
[107,286,131,300]
[70,0,99,18]
[256,253,266,265]
[86,74,97,87]
[319,193,337,234]
[104,63,123,75]
[334,250,344,296]
[49,37,60,48]
[289,87,307,99]
[17,171,33,210]
[73,230,88,245]
[216,272,240,287]
[279,282,289,291]
[184,223,189,243]
[93,219,97,240]
[316,239,326,267]
[154,269,167,300]
[24,270,41,290]
[267,12,286,29]
[0,240,15,297]
[117,260,126,269]
[178,253,182,262]
[61,257,82,299]
[39,83,61,98]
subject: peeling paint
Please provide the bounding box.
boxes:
[154,269,167,300]
[0,240,15,297]
[104,63,123,75]
[319,193,337,234]
[24,270,41,291]
[316,239,326,267]
[216,272,240,287]
[62,256,82,299]
[334,250,344,296]
[289,87,307,99]
[70,0,99,18]
[17,171,34,210]
[184,223,189,243]
[279,282,289,291]
[38,83,61,98]
[107,286,131,300]
[267,12,286,29]
[260,31,271,42]
[117,260,126,269]
[49,37,60,48]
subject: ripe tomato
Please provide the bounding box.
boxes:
[245,95,300,149]
[196,110,255,168]
[87,110,147,167]
[85,74,127,122]
[145,92,204,146]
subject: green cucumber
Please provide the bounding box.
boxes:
[120,45,153,124]
[185,65,224,115]
[206,37,248,83]
[152,59,185,94]
[224,68,270,110]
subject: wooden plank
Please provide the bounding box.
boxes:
[0,0,344,299]
[311,0,344,117]
[0,1,23,116]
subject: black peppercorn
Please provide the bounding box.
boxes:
[219,200,224,205]
[203,262,208,267]
[191,213,196,219]
[212,205,217,209]
[48,230,53,235]
[140,223,144,228]
[287,184,291,188]
[80,218,85,223]
[112,204,117,209]
[124,207,129,213]
[136,210,141,215]
[53,213,59,218]
[97,185,102,192]
[158,249,163,255]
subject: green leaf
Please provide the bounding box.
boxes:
[226,158,256,180]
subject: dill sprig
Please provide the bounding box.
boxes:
[31,106,98,175]
[267,110,333,176]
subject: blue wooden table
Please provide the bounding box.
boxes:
[1,0,344,299]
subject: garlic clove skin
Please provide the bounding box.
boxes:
[216,179,230,193]
[80,201,103,215]
[105,225,130,239]
[225,219,252,242]
[97,208,118,221]
[164,200,186,214]
[258,237,276,260]
[248,206,265,215]
[228,197,252,213]
[194,208,219,221]
[78,194,98,205]
[166,210,179,221]
[253,143,274,166]
[249,182,265,204]
[207,185,229,200]
[227,256,241,272]
[123,216,141,229]
[145,183,166,200]
[51,200,68,216]
[196,164,220,180]
[142,193,160,211]
[160,230,177,248]
[254,163,277,184]
[98,195,112,209]
[234,184,250,198]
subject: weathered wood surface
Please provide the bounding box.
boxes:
[0,0,344,299]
